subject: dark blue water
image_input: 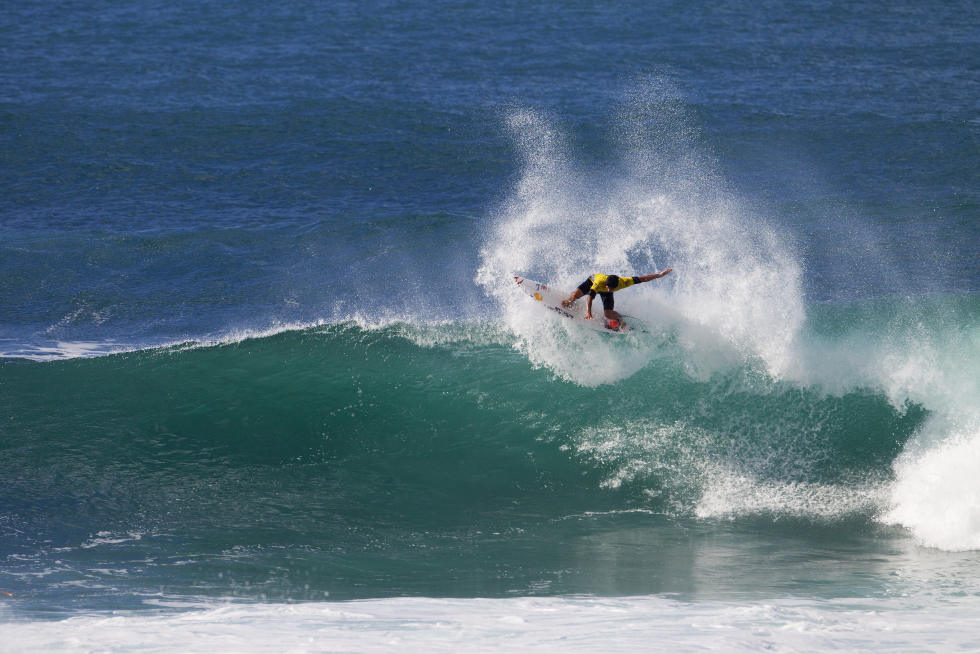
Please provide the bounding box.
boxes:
[2,1,979,646]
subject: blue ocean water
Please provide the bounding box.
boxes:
[2,0,979,650]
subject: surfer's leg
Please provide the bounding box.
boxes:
[599,292,621,322]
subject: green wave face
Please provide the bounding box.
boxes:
[3,308,948,603]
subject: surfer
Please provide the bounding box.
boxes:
[561,271,673,328]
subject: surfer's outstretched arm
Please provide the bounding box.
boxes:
[636,268,673,283]
[584,294,595,319]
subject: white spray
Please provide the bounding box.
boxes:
[476,82,980,551]
[476,83,805,387]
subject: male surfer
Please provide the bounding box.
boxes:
[561,271,673,328]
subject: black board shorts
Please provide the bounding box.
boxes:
[576,279,615,311]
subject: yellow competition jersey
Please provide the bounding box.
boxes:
[589,274,635,293]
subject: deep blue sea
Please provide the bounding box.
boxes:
[2,1,979,650]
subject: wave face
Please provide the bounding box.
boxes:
[2,79,978,607]
[4,296,975,605]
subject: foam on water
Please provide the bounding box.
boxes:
[884,420,980,551]
[572,417,889,521]
[4,594,980,653]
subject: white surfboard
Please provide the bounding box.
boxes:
[513,276,632,334]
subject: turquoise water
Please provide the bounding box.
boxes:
[2,0,979,649]
[2,298,976,610]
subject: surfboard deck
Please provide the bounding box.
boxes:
[513,276,632,334]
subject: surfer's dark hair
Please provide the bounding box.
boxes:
[606,275,620,289]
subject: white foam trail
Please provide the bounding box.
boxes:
[4,595,980,653]
[573,418,889,521]
[79,531,145,550]
[695,469,887,521]
[0,340,129,361]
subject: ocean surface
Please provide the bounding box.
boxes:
[2,0,979,651]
